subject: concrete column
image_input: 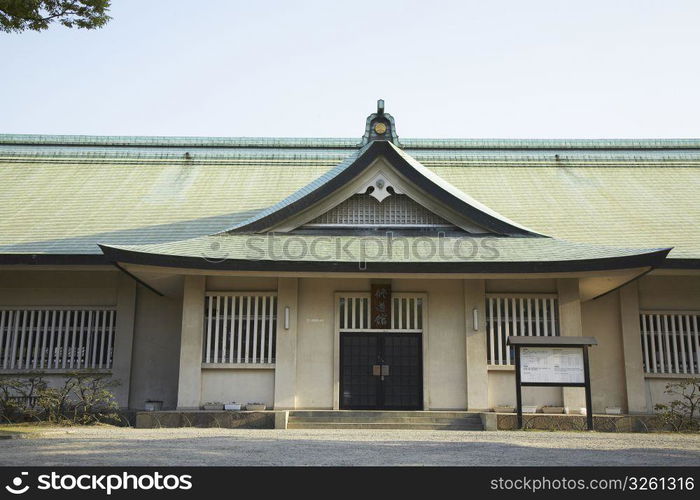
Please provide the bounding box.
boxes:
[464,279,489,410]
[111,274,136,409]
[619,282,648,413]
[176,275,205,409]
[557,278,586,410]
[273,278,298,410]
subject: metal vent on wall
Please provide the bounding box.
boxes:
[303,194,455,228]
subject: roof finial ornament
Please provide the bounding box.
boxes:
[361,99,400,146]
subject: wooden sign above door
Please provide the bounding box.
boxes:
[371,284,391,329]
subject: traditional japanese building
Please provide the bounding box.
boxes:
[1,102,698,419]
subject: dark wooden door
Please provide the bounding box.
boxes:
[340,332,422,410]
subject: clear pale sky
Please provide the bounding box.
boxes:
[1,0,698,138]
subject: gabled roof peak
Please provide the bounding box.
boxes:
[361,99,401,147]
[226,140,544,236]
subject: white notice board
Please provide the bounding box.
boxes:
[520,347,584,384]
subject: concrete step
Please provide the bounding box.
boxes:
[287,422,483,430]
[286,410,483,430]
[289,416,481,424]
[289,411,480,419]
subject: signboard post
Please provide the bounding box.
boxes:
[509,336,597,431]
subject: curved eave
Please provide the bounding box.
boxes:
[98,245,671,274]
[4,250,696,270]
[229,141,543,237]
[0,254,109,265]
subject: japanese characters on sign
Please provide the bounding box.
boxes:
[371,284,391,329]
[520,347,585,384]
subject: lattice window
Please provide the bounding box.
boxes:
[305,194,454,228]
[0,307,116,371]
[339,296,370,330]
[486,295,560,366]
[640,312,699,375]
[390,296,423,331]
[338,294,424,331]
[203,293,277,365]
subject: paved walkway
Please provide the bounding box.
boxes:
[0,427,698,466]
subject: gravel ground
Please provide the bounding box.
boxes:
[0,427,698,466]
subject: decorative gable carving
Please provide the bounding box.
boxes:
[303,193,455,228]
[356,173,403,202]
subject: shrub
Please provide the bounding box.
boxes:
[0,376,46,422]
[654,378,700,432]
[0,372,122,425]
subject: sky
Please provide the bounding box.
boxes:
[1,0,699,139]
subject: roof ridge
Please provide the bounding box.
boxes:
[2,134,700,150]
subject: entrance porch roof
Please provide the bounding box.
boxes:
[99,233,670,274]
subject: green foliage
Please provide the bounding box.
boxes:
[654,378,700,432]
[0,375,46,421]
[0,0,111,33]
[0,371,122,425]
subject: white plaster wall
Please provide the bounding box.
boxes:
[293,277,468,410]
[10,272,690,413]
[638,275,700,310]
[394,279,467,410]
[485,279,557,294]
[639,274,700,412]
[129,284,183,410]
[295,277,371,408]
[0,270,185,410]
[201,369,274,407]
[0,270,118,305]
[582,291,627,412]
[488,371,562,408]
[644,377,695,411]
[487,289,630,413]
[484,278,561,409]
[0,374,119,403]
[292,277,576,410]
[206,276,278,292]
[0,270,127,401]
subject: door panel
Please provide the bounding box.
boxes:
[382,333,423,410]
[340,333,379,409]
[340,332,422,410]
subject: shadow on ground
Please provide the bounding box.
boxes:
[1,432,698,466]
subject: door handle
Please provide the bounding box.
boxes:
[372,364,390,377]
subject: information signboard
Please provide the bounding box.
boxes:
[508,336,597,430]
[520,347,585,384]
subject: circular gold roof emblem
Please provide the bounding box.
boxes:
[374,122,387,135]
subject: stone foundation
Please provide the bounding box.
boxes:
[496,413,666,432]
[135,411,275,429]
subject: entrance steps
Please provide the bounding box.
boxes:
[287,410,483,430]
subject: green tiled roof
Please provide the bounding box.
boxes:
[0,134,360,148]
[225,144,368,232]
[99,235,670,274]
[228,141,540,236]
[0,134,699,264]
[101,234,668,265]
